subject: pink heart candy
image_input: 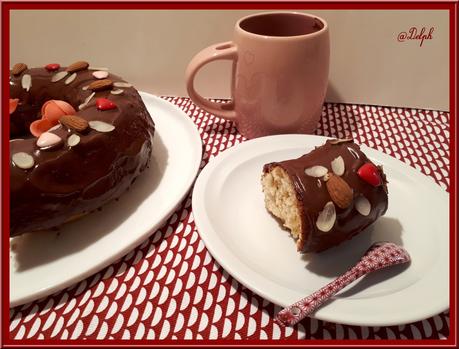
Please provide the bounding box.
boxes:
[41,100,76,123]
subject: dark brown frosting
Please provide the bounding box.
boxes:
[263,140,388,252]
[9,65,155,236]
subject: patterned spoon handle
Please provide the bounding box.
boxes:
[276,266,361,327]
[276,242,411,327]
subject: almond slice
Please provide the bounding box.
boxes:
[78,92,95,110]
[89,120,115,133]
[331,156,345,176]
[110,89,124,95]
[330,138,353,145]
[51,71,69,82]
[316,201,336,233]
[67,134,81,147]
[48,124,62,132]
[21,74,32,91]
[92,70,109,79]
[305,166,328,177]
[65,72,77,85]
[88,66,109,71]
[37,132,62,148]
[348,147,360,159]
[355,195,371,216]
[12,152,34,169]
[113,81,132,88]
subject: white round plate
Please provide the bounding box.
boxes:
[192,134,449,326]
[10,93,202,307]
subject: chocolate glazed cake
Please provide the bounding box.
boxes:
[9,61,155,236]
[261,139,388,253]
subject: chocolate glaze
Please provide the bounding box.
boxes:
[9,65,155,236]
[263,140,388,253]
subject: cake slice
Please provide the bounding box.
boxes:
[261,139,388,253]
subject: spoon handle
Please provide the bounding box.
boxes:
[276,242,410,326]
[276,266,365,327]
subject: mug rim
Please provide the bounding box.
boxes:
[236,11,328,40]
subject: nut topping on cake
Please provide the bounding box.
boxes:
[78,92,96,110]
[331,156,345,176]
[21,74,32,91]
[12,152,35,169]
[67,134,81,147]
[355,195,371,216]
[66,60,89,73]
[316,201,336,233]
[89,120,115,132]
[110,89,124,95]
[330,138,353,145]
[51,71,69,82]
[12,63,28,76]
[92,70,109,79]
[59,115,89,132]
[37,132,63,149]
[347,146,360,159]
[65,73,77,85]
[113,81,132,88]
[88,79,113,92]
[325,174,353,209]
[305,166,328,177]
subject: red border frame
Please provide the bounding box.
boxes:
[1,1,457,347]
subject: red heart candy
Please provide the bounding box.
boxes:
[96,98,117,111]
[357,163,382,186]
[45,63,60,71]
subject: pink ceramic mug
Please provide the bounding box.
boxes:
[186,12,330,139]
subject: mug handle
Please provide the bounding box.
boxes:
[185,41,237,121]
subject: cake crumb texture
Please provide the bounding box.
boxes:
[261,166,302,240]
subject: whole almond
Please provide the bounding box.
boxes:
[12,63,28,76]
[326,174,353,209]
[88,79,113,92]
[59,115,89,132]
[66,61,89,73]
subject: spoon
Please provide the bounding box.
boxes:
[276,242,411,327]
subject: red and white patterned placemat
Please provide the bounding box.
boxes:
[9,97,450,340]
